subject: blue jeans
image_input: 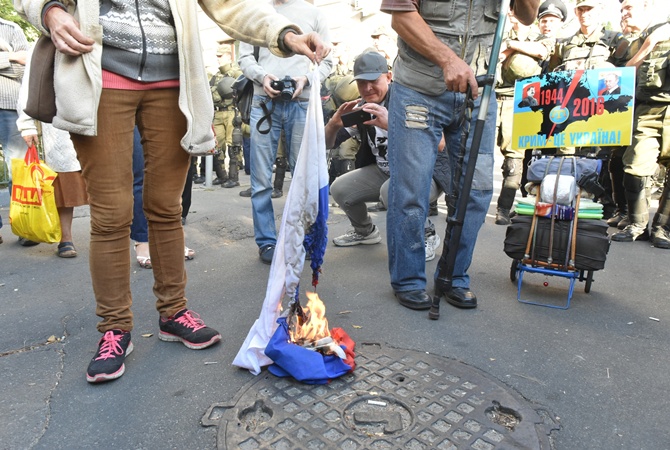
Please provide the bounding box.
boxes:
[387,83,495,292]
[249,95,307,248]
[131,127,148,243]
[0,108,27,187]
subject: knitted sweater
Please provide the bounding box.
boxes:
[0,18,28,110]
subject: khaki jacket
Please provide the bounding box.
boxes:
[14,0,300,155]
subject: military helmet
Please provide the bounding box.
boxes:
[332,74,360,106]
[501,53,542,85]
[216,76,236,99]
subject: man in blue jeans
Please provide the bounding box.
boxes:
[380,0,540,310]
[238,0,332,264]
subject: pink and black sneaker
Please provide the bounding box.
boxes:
[86,329,133,383]
[159,309,221,350]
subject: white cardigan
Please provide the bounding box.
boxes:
[16,46,80,173]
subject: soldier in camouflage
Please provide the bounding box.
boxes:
[603,0,656,229]
[551,0,623,72]
[210,48,243,188]
[494,1,565,225]
[611,3,670,248]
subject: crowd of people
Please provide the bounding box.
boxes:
[1,0,669,384]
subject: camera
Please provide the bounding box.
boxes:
[270,76,297,101]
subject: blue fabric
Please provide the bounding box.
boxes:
[265,317,352,384]
[303,184,329,284]
[250,96,308,248]
[130,127,148,243]
[386,82,495,291]
[0,108,27,185]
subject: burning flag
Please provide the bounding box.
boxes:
[265,293,355,384]
[233,69,332,375]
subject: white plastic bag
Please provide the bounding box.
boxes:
[540,174,576,205]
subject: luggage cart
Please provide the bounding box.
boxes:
[507,153,603,309]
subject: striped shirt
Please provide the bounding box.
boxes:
[0,18,28,110]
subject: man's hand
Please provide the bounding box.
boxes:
[292,76,308,99]
[331,100,359,126]
[324,100,359,148]
[23,134,39,147]
[44,7,95,56]
[282,31,331,64]
[262,74,280,98]
[9,51,27,66]
[391,11,478,98]
[441,53,478,98]
[360,103,388,130]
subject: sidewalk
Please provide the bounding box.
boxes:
[1,171,669,449]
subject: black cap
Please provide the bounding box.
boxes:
[538,0,567,21]
[352,51,388,81]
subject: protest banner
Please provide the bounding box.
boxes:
[511,67,635,149]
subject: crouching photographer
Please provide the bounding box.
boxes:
[325,51,445,263]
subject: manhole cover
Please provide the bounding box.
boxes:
[203,344,556,449]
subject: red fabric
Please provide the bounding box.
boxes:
[102,70,180,90]
[332,327,356,371]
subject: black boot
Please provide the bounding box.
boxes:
[651,173,670,249]
[223,146,241,188]
[496,158,522,225]
[212,156,228,185]
[607,155,627,227]
[611,174,650,242]
[496,187,517,225]
[428,200,438,216]
[272,156,287,198]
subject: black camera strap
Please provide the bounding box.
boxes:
[256,98,275,135]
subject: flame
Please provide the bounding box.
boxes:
[289,292,331,344]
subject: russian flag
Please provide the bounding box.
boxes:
[233,69,329,375]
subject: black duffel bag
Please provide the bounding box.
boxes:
[504,215,610,271]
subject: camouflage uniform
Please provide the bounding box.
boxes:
[210,63,242,187]
[495,25,546,224]
[604,26,650,228]
[613,22,670,248]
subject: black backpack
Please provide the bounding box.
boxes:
[233,46,259,125]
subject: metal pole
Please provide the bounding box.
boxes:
[429,0,511,320]
[205,154,213,188]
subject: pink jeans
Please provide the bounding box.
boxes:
[71,88,190,332]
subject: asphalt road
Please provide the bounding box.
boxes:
[1,161,669,450]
